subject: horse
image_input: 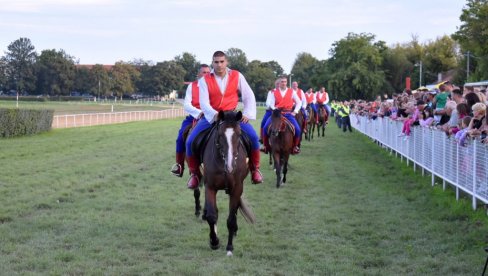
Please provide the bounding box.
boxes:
[268,109,294,188]
[305,104,316,141]
[295,108,305,147]
[201,110,256,256]
[316,105,328,137]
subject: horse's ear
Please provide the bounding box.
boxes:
[236,111,242,122]
[218,110,225,121]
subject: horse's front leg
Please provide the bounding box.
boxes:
[273,151,282,188]
[226,193,241,256]
[282,153,289,184]
[205,188,219,249]
[194,188,201,217]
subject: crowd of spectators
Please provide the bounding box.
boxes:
[345,82,488,146]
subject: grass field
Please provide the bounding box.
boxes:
[1,112,488,275]
[0,100,179,115]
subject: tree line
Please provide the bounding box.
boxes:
[0,0,486,101]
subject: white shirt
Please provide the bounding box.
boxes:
[265,90,274,109]
[293,88,307,109]
[183,82,202,119]
[198,68,256,123]
[306,92,317,104]
[269,88,302,114]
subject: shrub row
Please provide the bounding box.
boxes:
[0,108,54,138]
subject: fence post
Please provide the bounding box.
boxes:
[472,141,477,210]
[442,133,446,190]
[456,141,460,200]
[431,128,435,186]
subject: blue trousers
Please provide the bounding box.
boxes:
[316,104,330,116]
[260,109,272,129]
[301,107,308,121]
[263,112,301,138]
[175,115,194,153]
[186,117,260,157]
[308,103,318,115]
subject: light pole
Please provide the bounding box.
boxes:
[289,73,294,88]
[414,61,423,87]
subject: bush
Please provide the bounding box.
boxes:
[0,108,54,138]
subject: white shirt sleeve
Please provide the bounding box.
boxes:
[292,91,302,113]
[300,91,307,108]
[183,83,202,119]
[324,92,330,105]
[238,72,257,120]
[198,77,218,123]
[312,93,317,104]
[265,91,274,109]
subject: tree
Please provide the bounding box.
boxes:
[146,61,185,96]
[91,64,111,97]
[452,0,488,81]
[4,37,37,94]
[174,52,200,82]
[225,48,248,74]
[111,62,141,98]
[423,35,459,83]
[246,60,277,101]
[290,52,320,91]
[36,49,76,95]
[327,33,387,100]
[0,57,8,92]
[381,44,413,92]
[261,60,284,77]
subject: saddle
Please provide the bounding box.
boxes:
[191,123,252,162]
[267,116,296,136]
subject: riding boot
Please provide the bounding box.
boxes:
[259,128,263,144]
[186,155,201,189]
[315,114,319,124]
[249,149,263,184]
[170,152,185,177]
[292,137,301,155]
[260,135,270,153]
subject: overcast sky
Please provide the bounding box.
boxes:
[0,0,466,73]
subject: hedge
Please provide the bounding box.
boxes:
[0,108,54,138]
[0,96,86,102]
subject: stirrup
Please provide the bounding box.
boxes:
[171,164,183,177]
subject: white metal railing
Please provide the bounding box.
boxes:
[351,115,488,210]
[52,108,186,129]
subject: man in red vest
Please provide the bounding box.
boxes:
[185,51,263,189]
[305,88,318,123]
[170,64,210,177]
[261,77,302,154]
[291,81,308,132]
[316,87,330,121]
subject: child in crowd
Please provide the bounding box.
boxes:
[419,108,434,127]
[398,100,425,139]
[455,116,472,147]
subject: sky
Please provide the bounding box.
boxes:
[0,0,467,73]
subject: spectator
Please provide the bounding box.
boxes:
[467,102,487,138]
[465,92,482,115]
[398,99,425,139]
[419,108,434,128]
[455,116,472,147]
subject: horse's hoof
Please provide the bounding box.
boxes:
[226,251,233,257]
[210,239,220,250]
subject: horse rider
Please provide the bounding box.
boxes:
[171,64,211,177]
[261,76,302,155]
[260,79,280,151]
[316,87,330,121]
[305,88,318,123]
[291,81,308,133]
[185,51,263,189]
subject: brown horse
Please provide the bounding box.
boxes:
[268,109,293,188]
[201,110,256,256]
[317,105,328,137]
[305,104,316,141]
[295,108,306,147]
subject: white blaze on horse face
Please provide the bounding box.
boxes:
[224,128,235,173]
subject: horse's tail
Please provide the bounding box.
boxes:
[239,196,256,224]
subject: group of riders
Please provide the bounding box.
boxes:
[169,50,350,189]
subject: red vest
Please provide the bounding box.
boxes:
[295,88,304,99]
[273,88,294,110]
[204,70,239,111]
[191,81,200,109]
[316,92,328,104]
[305,92,314,104]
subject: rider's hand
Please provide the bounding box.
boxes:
[292,112,297,116]
[241,116,249,123]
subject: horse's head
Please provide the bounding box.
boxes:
[270,109,283,137]
[215,110,242,173]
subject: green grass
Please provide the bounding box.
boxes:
[0,100,179,115]
[1,114,488,275]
